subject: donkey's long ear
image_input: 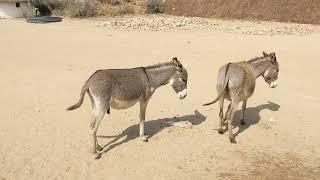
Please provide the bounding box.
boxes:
[270,52,277,63]
[172,57,183,71]
[263,51,268,57]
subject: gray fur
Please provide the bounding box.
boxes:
[67,57,188,159]
[203,52,279,143]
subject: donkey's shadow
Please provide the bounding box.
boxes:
[97,110,206,155]
[232,101,280,137]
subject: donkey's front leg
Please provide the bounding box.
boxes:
[139,100,149,142]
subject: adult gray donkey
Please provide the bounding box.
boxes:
[67,57,188,159]
[203,52,279,143]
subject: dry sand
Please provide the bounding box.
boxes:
[0,17,320,179]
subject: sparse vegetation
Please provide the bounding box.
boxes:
[30,0,162,17]
[30,0,320,24]
[31,6,40,17]
[146,0,164,14]
[31,0,99,17]
[67,0,98,18]
[96,1,144,17]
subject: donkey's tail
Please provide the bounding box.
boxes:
[66,84,88,111]
[203,63,231,106]
[202,89,225,106]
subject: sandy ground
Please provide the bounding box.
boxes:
[0,17,320,180]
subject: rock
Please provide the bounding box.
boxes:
[165,119,192,128]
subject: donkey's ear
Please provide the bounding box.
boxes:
[270,52,277,62]
[172,57,183,71]
[172,57,179,64]
[263,51,268,57]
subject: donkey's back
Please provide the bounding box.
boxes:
[86,68,149,100]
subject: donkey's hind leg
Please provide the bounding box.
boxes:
[88,91,103,152]
[218,97,225,134]
[226,99,240,143]
[224,103,231,125]
[240,100,247,125]
[89,93,109,159]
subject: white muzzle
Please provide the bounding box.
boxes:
[178,89,187,99]
[269,80,278,88]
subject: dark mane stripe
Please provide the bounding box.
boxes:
[247,56,267,63]
[144,61,174,69]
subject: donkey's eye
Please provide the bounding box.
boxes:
[182,79,187,83]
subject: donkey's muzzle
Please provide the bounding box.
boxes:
[178,89,187,99]
[269,80,278,88]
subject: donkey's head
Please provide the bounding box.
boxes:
[169,57,188,99]
[262,52,279,88]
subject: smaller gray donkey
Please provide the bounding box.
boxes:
[203,52,279,143]
[67,57,188,159]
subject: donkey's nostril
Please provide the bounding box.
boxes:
[177,89,187,99]
[269,80,278,88]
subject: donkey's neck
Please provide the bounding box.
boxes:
[249,57,271,78]
[144,65,176,89]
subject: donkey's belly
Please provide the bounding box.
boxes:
[110,98,139,109]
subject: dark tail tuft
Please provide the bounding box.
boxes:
[203,100,216,106]
[66,102,82,111]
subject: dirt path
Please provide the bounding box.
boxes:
[0,17,319,179]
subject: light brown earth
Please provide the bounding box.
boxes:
[0,17,320,180]
[165,0,320,25]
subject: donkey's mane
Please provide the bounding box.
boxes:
[247,56,267,63]
[144,61,174,69]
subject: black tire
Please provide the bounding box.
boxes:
[26,16,62,24]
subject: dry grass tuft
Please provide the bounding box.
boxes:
[96,2,145,17]
[31,0,99,17]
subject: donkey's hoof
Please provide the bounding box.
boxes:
[96,145,103,151]
[218,129,224,134]
[229,137,237,144]
[93,153,101,159]
[240,120,246,125]
[141,135,148,142]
